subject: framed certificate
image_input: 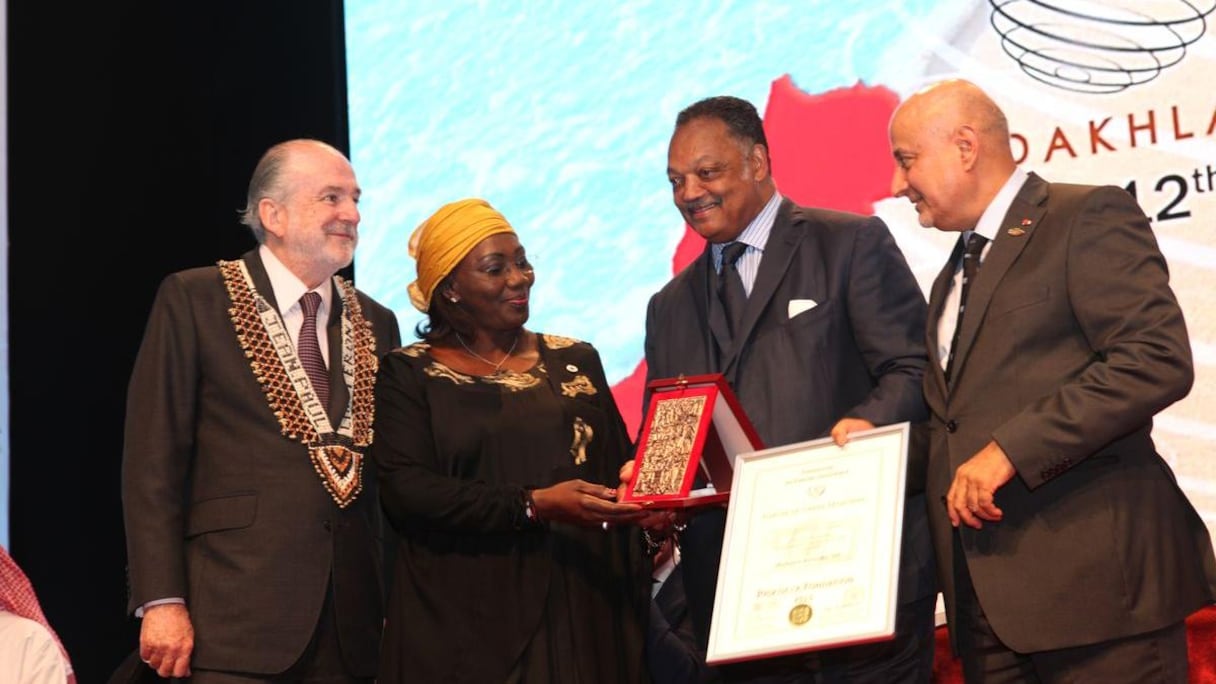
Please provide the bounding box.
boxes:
[621,374,764,509]
[706,422,910,665]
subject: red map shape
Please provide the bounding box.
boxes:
[611,76,901,439]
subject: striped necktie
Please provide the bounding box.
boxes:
[298,291,329,408]
[945,233,988,383]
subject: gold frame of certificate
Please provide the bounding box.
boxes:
[706,422,910,665]
[621,373,764,509]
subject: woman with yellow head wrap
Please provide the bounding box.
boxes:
[372,199,653,683]
[407,197,516,313]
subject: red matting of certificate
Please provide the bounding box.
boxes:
[621,374,764,509]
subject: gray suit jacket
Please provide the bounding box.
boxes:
[925,172,1216,653]
[643,199,935,662]
[122,249,400,675]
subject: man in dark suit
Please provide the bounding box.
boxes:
[641,95,936,682]
[889,78,1216,682]
[646,537,707,684]
[121,139,400,682]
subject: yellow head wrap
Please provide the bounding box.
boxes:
[408,198,516,312]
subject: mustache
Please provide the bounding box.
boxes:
[683,198,721,213]
[326,221,357,238]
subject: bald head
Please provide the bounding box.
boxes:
[899,79,1012,162]
[888,79,1016,232]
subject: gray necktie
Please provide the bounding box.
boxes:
[717,241,749,335]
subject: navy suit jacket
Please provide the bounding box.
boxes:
[924,173,1216,653]
[647,562,709,684]
[643,198,935,667]
[122,249,400,675]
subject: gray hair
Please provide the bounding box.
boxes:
[237,139,345,243]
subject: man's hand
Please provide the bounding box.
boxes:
[946,441,1016,529]
[140,603,194,679]
[618,459,636,490]
[829,417,874,446]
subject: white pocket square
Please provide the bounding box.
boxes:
[788,299,818,318]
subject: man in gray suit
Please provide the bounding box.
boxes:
[640,96,936,682]
[889,78,1216,681]
[121,139,400,682]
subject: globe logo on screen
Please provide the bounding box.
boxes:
[989,0,1216,93]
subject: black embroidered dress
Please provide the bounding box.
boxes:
[372,334,651,683]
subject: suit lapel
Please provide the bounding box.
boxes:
[721,199,802,376]
[949,173,1047,389]
[243,249,277,311]
[926,237,964,405]
[701,247,732,367]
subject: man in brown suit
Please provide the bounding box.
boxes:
[889,78,1216,682]
[121,139,400,682]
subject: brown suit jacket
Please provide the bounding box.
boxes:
[121,249,400,675]
[925,172,1216,653]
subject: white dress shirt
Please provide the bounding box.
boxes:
[937,167,1029,370]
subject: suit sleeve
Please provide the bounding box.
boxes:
[993,186,1193,479]
[646,567,710,684]
[842,216,930,426]
[636,293,664,446]
[121,273,199,613]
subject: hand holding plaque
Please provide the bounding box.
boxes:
[621,374,763,508]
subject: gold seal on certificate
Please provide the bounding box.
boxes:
[788,603,812,626]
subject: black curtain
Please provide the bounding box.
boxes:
[7,2,349,680]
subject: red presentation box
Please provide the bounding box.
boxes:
[622,373,764,508]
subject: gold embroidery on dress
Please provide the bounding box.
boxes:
[561,375,597,398]
[419,349,543,392]
[542,333,580,349]
[484,369,542,391]
[570,417,593,465]
[399,342,430,358]
[219,260,379,508]
[424,364,476,385]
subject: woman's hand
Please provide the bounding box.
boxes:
[617,458,690,533]
[531,479,651,528]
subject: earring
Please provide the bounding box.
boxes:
[449,296,459,303]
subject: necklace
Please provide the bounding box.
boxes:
[456,332,520,374]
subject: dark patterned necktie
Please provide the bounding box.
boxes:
[717,241,749,335]
[945,233,988,382]
[298,291,329,408]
